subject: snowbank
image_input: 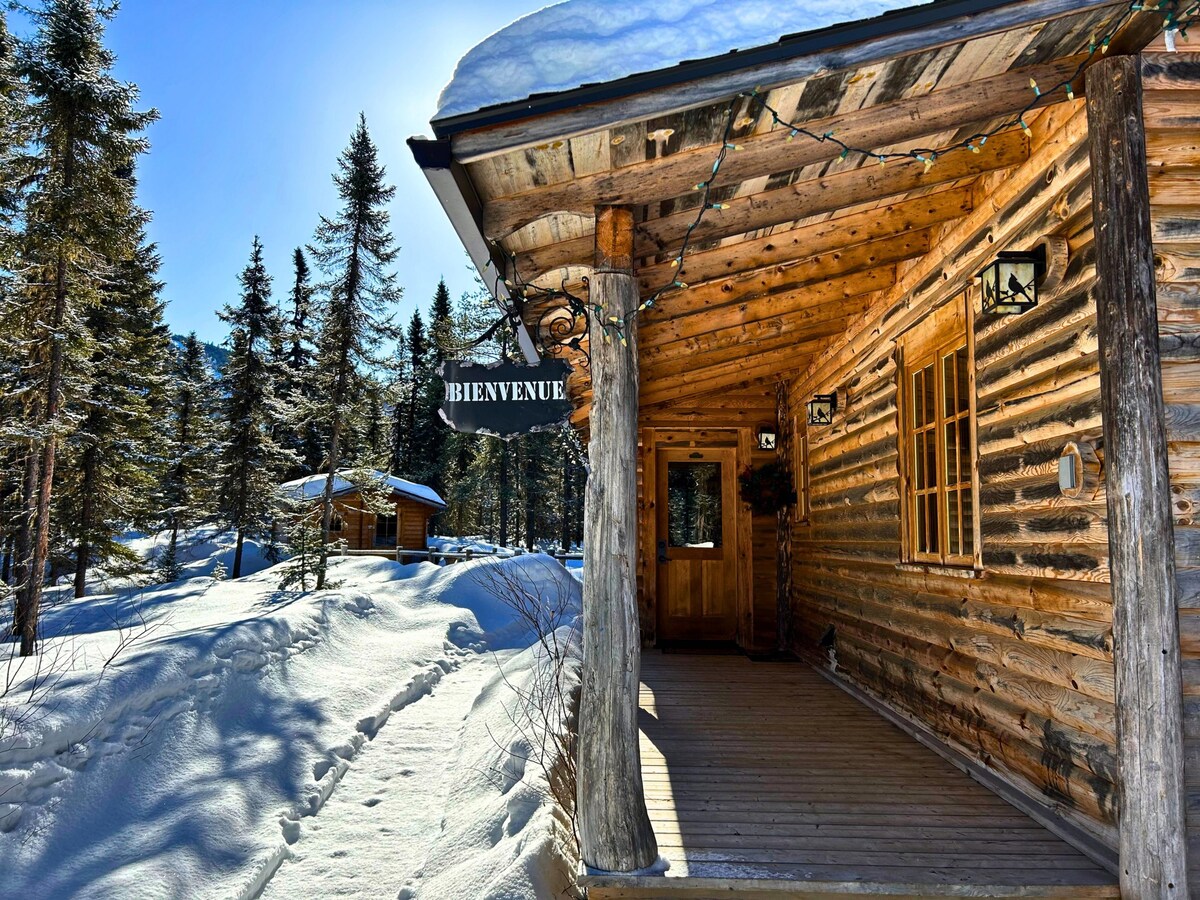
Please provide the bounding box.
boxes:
[435,0,924,119]
[0,554,582,899]
[118,524,276,584]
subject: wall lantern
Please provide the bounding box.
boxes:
[756,425,777,451]
[807,393,837,426]
[977,248,1044,315]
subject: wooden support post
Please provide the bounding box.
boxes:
[1087,53,1189,897]
[775,382,794,654]
[578,205,659,873]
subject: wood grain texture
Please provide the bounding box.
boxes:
[579,653,1117,897]
[1087,53,1189,899]
[578,208,659,872]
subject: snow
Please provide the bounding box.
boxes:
[435,0,927,119]
[120,525,276,582]
[1,553,581,899]
[280,469,447,510]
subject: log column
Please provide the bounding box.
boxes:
[1087,53,1188,897]
[577,205,658,872]
[775,381,794,653]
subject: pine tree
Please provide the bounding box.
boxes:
[217,237,294,578]
[308,114,399,589]
[159,332,220,580]
[281,247,322,477]
[400,310,428,477]
[6,0,155,655]
[57,234,171,596]
[418,279,453,501]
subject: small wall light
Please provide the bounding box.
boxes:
[977,248,1044,316]
[756,425,777,451]
[807,393,837,426]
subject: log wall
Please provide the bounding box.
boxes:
[1143,54,1200,890]
[322,495,433,551]
[786,152,1119,846]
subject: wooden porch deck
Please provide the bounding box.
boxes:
[582,653,1117,899]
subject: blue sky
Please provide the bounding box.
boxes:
[16,0,544,343]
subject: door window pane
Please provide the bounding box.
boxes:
[667,462,723,548]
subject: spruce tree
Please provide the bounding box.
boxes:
[308,114,399,589]
[217,237,294,578]
[6,0,155,654]
[57,235,171,596]
[281,247,322,477]
[400,310,428,477]
[159,332,220,580]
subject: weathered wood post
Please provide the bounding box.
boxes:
[578,205,659,872]
[1087,53,1189,897]
[775,382,794,653]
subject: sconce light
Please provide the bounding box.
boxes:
[977,248,1044,316]
[807,393,837,426]
[756,425,777,451]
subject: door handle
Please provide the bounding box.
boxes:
[657,540,668,563]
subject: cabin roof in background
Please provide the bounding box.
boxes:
[281,470,448,510]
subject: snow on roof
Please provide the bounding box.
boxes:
[280,470,447,509]
[435,0,926,120]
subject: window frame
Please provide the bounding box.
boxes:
[792,414,810,526]
[897,296,981,569]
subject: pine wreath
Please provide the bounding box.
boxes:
[738,461,796,516]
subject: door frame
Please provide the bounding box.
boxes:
[642,430,753,648]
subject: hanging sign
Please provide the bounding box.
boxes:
[439,359,573,440]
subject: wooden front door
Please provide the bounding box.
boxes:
[655,447,738,642]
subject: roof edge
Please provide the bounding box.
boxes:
[430,0,1116,143]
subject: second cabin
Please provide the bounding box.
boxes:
[279,469,446,551]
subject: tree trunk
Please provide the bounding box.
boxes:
[12,447,38,638]
[498,439,509,548]
[561,458,572,550]
[524,439,535,552]
[73,445,97,599]
[19,252,70,657]
[1087,53,1189,897]
[577,205,658,873]
[233,528,245,579]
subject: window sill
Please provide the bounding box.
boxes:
[895,562,983,579]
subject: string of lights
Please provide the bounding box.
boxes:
[481,0,1194,358]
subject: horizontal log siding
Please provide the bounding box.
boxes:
[789,198,1118,847]
[1146,68,1200,889]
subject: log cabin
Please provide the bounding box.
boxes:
[279,470,446,551]
[411,0,1197,896]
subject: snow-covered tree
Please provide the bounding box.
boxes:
[216,237,295,578]
[6,0,154,655]
[280,247,323,478]
[56,235,171,597]
[158,332,221,579]
[308,114,399,589]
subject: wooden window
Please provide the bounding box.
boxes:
[666,461,723,549]
[375,512,398,546]
[329,512,344,533]
[792,415,809,525]
[899,299,977,567]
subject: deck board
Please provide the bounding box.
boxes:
[584,653,1117,898]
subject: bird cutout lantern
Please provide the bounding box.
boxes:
[977,250,1043,315]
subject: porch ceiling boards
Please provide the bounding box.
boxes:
[446,0,1161,428]
[580,653,1117,899]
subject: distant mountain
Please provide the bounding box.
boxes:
[171,334,229,372]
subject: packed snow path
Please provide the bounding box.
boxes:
[259,653,500,898]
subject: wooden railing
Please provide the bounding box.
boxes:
[336,546,583,568]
